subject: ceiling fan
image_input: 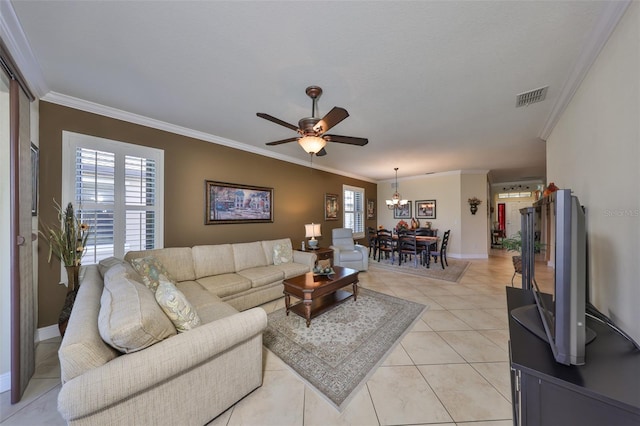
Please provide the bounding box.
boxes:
[257,86,368,157]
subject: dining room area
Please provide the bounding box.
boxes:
[368,226,450,270]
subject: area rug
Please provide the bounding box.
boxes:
[263,288,427,411]
[369,257,471,283]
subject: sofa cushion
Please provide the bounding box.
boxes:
[262,238,292,265]
[59,266,120,384]
[273,242,293,265]
[176,280,224,313]
[237,266,284,288]
[155,279,201,332]
[196,300,240,324]
[99,264,177,353]
[233,241,268,271]
[192,244,235,278]
[129,256,176,292]
[97,256,125,278]
[197,273,252,298]
[125,247,196,282]
[272,261,311,279]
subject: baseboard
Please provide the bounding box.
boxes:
[0,371,10,393]
[37,324,60,342]
[449,252,489,259]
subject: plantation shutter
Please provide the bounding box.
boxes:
[343,185,365,239]
[75,148,116,263]
[63,132,164,264]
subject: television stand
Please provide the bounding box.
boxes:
[510,303,596,346]
[507,287,640,425]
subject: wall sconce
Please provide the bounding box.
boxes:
[468,197,482,215]
[304,223,322,249]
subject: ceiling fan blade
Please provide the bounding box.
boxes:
[313,107,349,134]
[316,147,327,157]
[257,113,300,132]
[265,137,299,146]
[324,134,369,146]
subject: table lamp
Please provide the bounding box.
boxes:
[304,223,321,249]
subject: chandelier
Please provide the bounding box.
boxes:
[385,167,408,209]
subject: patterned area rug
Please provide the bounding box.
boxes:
[263,288,427,411]
[369,257,471,283]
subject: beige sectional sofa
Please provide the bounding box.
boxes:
[57,238,316,425]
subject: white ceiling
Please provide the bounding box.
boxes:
[3,0,627,183]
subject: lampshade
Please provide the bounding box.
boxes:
[305,223,322,238]
[298,136,327,154]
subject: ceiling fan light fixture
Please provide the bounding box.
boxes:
[298,136,326,154]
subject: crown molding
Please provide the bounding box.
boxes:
[378,169,489,183]
[539,0,631,141]
[0,0,48,97]
[42,92,376,183]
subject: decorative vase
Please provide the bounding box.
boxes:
[65,265,80,292]
[470,204,478,215]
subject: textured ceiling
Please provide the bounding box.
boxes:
[5,0,618,183]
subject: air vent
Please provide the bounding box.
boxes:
[516,86,548,107]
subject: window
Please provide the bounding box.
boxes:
[62,131,164,264]
[343,185,365,239]
[498,191,532,199]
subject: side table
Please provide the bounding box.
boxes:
[297,247,334,267]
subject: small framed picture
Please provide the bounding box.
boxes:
[325,193,339,221]
[366,199,375,219]
[416,199,436,219]
[393,201,412,219]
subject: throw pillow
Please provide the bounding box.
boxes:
[129,256,176,292]
[155,279,201,332]
[99,264,177,353]
[273,243,293,265]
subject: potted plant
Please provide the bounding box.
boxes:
[40,200,90,336]
[501,231,543,283]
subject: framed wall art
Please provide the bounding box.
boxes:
[393,201,412,219]
[205,180,273,224]
[366,199,376,219]
[325,193,339,221]
[416,199,436,219]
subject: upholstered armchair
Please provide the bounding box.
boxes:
[330,228,369,271]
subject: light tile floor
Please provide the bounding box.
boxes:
[1,250,522,426]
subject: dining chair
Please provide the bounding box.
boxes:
[367,226,378,259]
[398,229,421,267]
[414,228,435,267]
[429,229,450,269]
[376,228,396,263]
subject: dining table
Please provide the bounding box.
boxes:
[390,234,439,268]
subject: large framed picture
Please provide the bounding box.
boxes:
[366,199,376,219]
[325,193,339,221]
[205,180,273,224]
[416,199,436,219]
[393,201,412,219]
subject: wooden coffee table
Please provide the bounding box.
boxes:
[282,265,359,327]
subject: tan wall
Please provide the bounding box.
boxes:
[38,102,376,327]
[546,2,639,342]
[376,171,489,258]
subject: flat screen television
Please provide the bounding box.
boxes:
[511,188,596,366]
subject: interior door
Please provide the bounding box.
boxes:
[506,201,531,238]
[3,67,35,404]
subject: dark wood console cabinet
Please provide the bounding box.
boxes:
[507,287,640,425]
